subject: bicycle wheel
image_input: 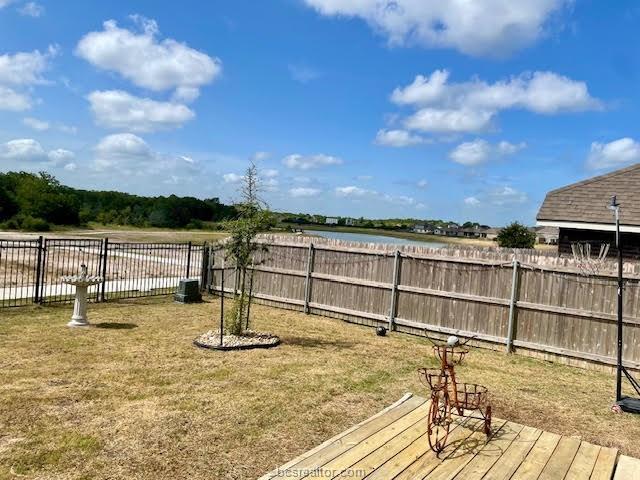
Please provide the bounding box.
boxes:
[427,393,452,454]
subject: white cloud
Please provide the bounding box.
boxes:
[489,186,528,206]
[464,196,481,207]
[0,0,15,8]
[251,151,270,162]
[0,46,56,85]
[288,64,320,83]
[18,2,44,17]
[87,90,194,132]
[0,87,31,110]
[497,140,526,155]
[223,173,243,183]
[0,138,74,164]
[449,139,525,166]
[23,117,49,131]
[382,193,418,206]
[94,133,153,171]
[48,148,75,164]
[335,185,370,197]
[304,0,569,57]
[91,133,199,183]
[64,162,77,171]
[282,153,343,170]
[405,108,494,134]
[587,138,640,170]
[263,169,279,178]
[375,129,426,147]
[416,179,428,189]
[0,46,57,111]
[391,69,600,134]
[0,138,46,161]
[393,70,600,113]
[333,184,423,210]
[290,187,321,197]
[464,186,528,208]
[76,18,221,100]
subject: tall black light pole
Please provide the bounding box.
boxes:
[610,195,623,401]
[610,196,640,414]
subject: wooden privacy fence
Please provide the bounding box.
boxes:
[206,236,640,372]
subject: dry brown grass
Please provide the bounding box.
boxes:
[0,297,638,479]
[0,227,228,244]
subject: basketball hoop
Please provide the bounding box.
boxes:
[570,242,610,276]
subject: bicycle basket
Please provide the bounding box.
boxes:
[418,368,449,392]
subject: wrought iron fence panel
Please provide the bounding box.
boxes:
[103,242,201,300]
[0,237,204,308]
[40,239,104,304]
[0,238,42,307]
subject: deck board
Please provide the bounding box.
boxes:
[263,394,632,480]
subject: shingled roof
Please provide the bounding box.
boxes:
[537,163,640,227]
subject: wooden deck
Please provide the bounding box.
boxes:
[260,394,640,480]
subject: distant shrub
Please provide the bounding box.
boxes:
[186,219,204,229]
[21,215,51,232]
[497,222,535,249]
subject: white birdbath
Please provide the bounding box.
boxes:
[60,264,103,327]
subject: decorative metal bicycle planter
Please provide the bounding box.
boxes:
[418,335,492,454]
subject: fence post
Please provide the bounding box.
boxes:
[506,258,520,353]
[303,243,315,314]
[34,235,44,304]
[186,241,192,278]
[200,242,208,291]
[100,238,109,302]
[388,250,401,331]
[219,257,225,345]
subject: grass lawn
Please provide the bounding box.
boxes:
[1,297,638,479]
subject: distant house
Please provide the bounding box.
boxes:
[344,218,355,226]
[412,224,434,234]
[325,217,339,225]
[484,228,501,241]
[535,226,559,245]
[537,163,640,258]
[461,225,491,238]
[433,227,446,236]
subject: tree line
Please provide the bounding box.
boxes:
[0,171,237,231]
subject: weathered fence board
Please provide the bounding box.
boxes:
[207,236,640,372]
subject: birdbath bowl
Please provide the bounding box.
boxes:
[60,264,103,327]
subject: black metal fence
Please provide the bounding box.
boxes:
[0,237,207,308]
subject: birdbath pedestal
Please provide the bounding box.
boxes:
[61,265,103,327]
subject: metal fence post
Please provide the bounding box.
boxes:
[100,238,109,302]
[506,258,520,352]
[199,242,208,291]
[34,235,44,304]
[219,257,225,345]
[303,243,315,314]
[186,241,192,278]
[388,250,401,331]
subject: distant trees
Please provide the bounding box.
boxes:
[497,222,536,249]
[0,171,237,231]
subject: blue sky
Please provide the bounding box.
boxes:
[1,1,640,226]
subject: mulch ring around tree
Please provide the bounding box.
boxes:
[194,330,281,351]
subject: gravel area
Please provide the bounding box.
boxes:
[194,330,280,350]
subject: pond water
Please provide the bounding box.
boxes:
[304,230,446,248]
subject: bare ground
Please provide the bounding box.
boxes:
[0,297,638,479]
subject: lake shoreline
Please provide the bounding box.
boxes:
[298,224,496,247]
